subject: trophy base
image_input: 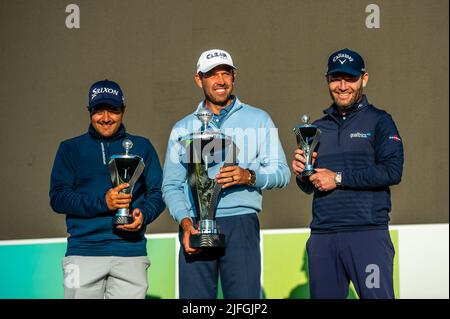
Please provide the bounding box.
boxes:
[301,169,316,180]
[113,215,133,225]
[190,233,225,248]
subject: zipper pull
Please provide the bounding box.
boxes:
[100,142,107,165]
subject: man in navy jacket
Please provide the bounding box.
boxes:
[50,79,165,298]
[292,49,404,299]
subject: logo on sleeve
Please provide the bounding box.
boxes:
[388,134,401,142]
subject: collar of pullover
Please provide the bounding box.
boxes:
[324,94,370,117]
[209,96,236,127]
[195,95,243,129]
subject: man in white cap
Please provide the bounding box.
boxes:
[162,49,290,298]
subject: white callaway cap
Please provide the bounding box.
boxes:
[196,49,236,74]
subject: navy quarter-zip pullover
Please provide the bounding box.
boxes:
[50,125,165,256]
[297,95,404,232]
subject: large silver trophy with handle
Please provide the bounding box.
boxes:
[179,108,238,248]
[293,115,321,180]
[108,139,145,225]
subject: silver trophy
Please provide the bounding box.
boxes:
[108,139,145,225]
[179,108,238,248]
[293,115,321,180]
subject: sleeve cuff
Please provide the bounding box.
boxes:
[254,171,266,189]
[178,215,193,225]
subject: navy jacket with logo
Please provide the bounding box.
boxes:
[297,95,404,233]
[50,125,165,256]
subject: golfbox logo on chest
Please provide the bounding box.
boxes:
[350,132,372,139]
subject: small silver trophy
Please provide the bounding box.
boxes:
[293,115,321,180]
[108,139,145,225]
[179,107,238,248]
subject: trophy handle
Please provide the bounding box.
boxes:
[126,159,145,193]
[309,130,321,157]
[294,128,308,150]
[187,163,202,222]
[205,140,239,220]
[207,183,223,220]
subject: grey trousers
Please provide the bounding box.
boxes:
[62,256,150,299]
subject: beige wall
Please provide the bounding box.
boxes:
[0,0,448,239]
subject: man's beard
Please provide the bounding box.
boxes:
[204,88,232,107]
[330,86,363,108]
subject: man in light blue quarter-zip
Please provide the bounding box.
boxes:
[162,49,291,299]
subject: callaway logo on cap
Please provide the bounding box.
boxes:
[327,48,366,77]
[88,79,125,109]
[196,49,236,74]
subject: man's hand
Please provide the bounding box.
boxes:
[309,168,337,192]
[105,183,132,211]
[116,208,144,232]
[180,218,201,255]
[292,149,318,176]
[216,165,252,189]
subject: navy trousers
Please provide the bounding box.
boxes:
[178,213,261,299]
[307,229,395,299]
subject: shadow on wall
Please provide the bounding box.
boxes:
[211,249,358,300]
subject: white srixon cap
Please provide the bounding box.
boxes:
[196,49,236,74]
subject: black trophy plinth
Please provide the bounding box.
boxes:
[112,215,133,226]
[190,233,225,248]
